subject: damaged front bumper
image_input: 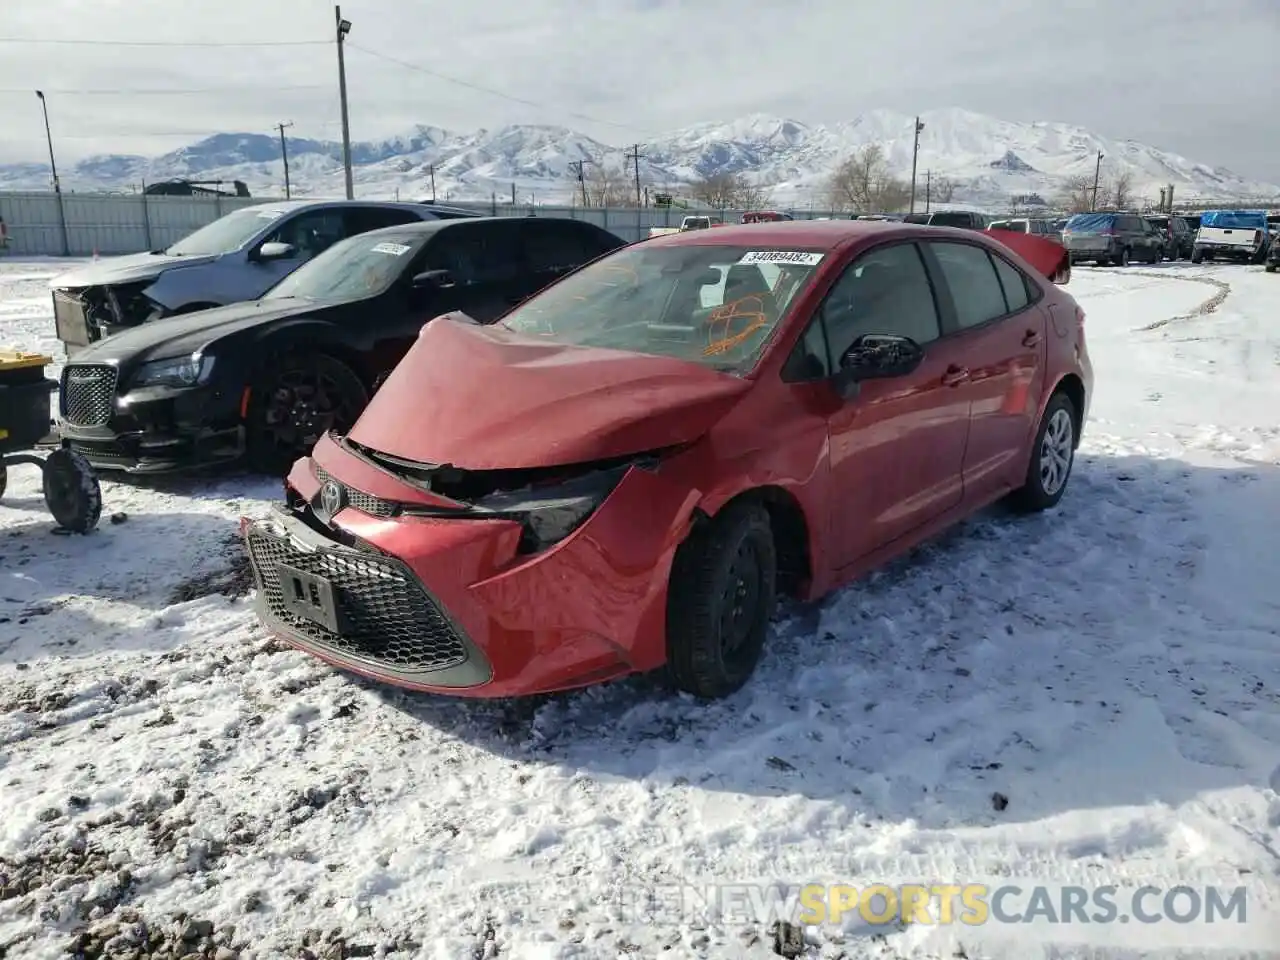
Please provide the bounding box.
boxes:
[53,282,163,353]
[241,433,700,697]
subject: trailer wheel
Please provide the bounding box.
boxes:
[43,448,102,533]
[0,462,7,501]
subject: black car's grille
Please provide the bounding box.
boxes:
[314,465,399,518]
[60,364,118,427]
[246,526,468,673]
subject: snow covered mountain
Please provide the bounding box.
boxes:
[2,107,1275,208]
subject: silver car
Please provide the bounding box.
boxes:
[49,199,476,355]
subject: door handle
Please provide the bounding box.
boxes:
[942,366,970,387]
[1022,330,1042,347]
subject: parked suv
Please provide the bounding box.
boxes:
[1062,212,1163,266]
[926,210,991,230]
[49,200,478,355]
[1144,215,1195,260]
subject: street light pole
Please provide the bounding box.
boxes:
[35,91,69,256]
[334,6,354,199]
[1091,150,1104,211]
[909,117,925,214]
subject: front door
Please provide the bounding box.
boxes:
[416,220,526,324]
[921,240,1047,500]
[819,240,971,569]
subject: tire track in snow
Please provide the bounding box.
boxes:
[1111,270,1233,331]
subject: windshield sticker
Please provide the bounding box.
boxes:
[737,250,825,266]
[370,241,411,256]
[255,209,285,219]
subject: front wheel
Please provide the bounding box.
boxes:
[1008,392,1077,513]
[1190,248,1204,264]
[245,353,369,473]
[1113,247,1130,267]
[665,501,777,699]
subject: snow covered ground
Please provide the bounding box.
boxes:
[1,256,1278,959]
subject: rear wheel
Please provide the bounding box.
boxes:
[245,353,369,473]
[1190,248,1204,264]
[666,501,777,699]
[1113,247,1130,267]
[1008,392,1077,513]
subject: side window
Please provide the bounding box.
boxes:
[344,206,423,235]
[781,317,832,381]
[928,242,1009,329]
[522,222,594,272]
[265,209,345,257]
[820,242,941,363]
[990,254,1031,313]
[421,223,521,285]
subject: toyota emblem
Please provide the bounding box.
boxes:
[319,480,345,517]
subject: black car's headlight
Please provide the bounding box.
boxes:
[474,462,632,553]
[132,352,215,389]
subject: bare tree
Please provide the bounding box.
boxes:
[1106,170,1135,210]
[826,144,910,214]
[932,175,957,204]
[1055,174,1099,214]
[690,171,769,210]
[584,164,635,207]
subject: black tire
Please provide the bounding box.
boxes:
[0,462,7,500]
[245,352,369,474]
[1190,248,1203,264]
[665,501,777,699]
[42,448,102,533]
[1266,264,1278,273]
[1008,392,1077,514]
[1113,247,1130,267]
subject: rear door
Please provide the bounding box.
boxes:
[921,239,1046,502]
[414,220,525,323]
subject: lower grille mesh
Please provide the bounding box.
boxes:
[246,527,468,673]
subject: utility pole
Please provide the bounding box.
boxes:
[570,159,593,206]
[1091,150,1103,211]
[908,116,925,214]
[429,165,436,202]
[624,144,645,207]
[334,6,354,199]
[276,121,294,199]
[925,170,931,214]
[34,91,69,257]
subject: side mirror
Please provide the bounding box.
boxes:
[254,241,295,261]
[412,269,455,290]
[832,334,924,399]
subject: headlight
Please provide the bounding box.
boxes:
[473,462,633,553]
[132,352,215,388]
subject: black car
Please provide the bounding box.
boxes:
[1062,212,1163,266]
[1267,235,1280,273]
[54,216,624,473]
[925,210,991,230]
[1145,215,1195,260]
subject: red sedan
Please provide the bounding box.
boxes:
[242,220,1090,700]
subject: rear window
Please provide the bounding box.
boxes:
[990,221,1029,233]
[1065,213,1115,234]
[929,212,976,228]
[1200,210,1267,230]
[1146,216,1169,227]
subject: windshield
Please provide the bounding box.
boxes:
[264,231,424,301]
[1065,213,1114,234]
[498,243,826,375]
[165,206,287,256]
[1200,210,1267,230]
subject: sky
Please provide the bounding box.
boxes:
[1,0,1277,181]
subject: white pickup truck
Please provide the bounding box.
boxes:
[1191,210,1271,264]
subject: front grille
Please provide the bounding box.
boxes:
[60,364,118,427]
[315,465,398,518]
[246,526,468,673]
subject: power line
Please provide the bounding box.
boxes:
[0,85,327,95]
[345,41,651,134]
[0,37,328,47]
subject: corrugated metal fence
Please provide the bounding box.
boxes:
[0,191,849,257]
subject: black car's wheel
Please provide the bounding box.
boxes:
[246,353,369,473]
[1266,264,1278,273]
[1008,392,1077,514]
[1190,248,1204,264]
[666,500,777,699]
[0,462,7,500]
[42,448,102,533]
[1113,247,1130,267]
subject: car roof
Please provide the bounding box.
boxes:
[641,218,993,252]
[234,199,464,216]
[345,215,594,240]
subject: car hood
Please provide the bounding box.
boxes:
[50,251,217,289]
[67,298,319,365]
[346,315,753,470]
